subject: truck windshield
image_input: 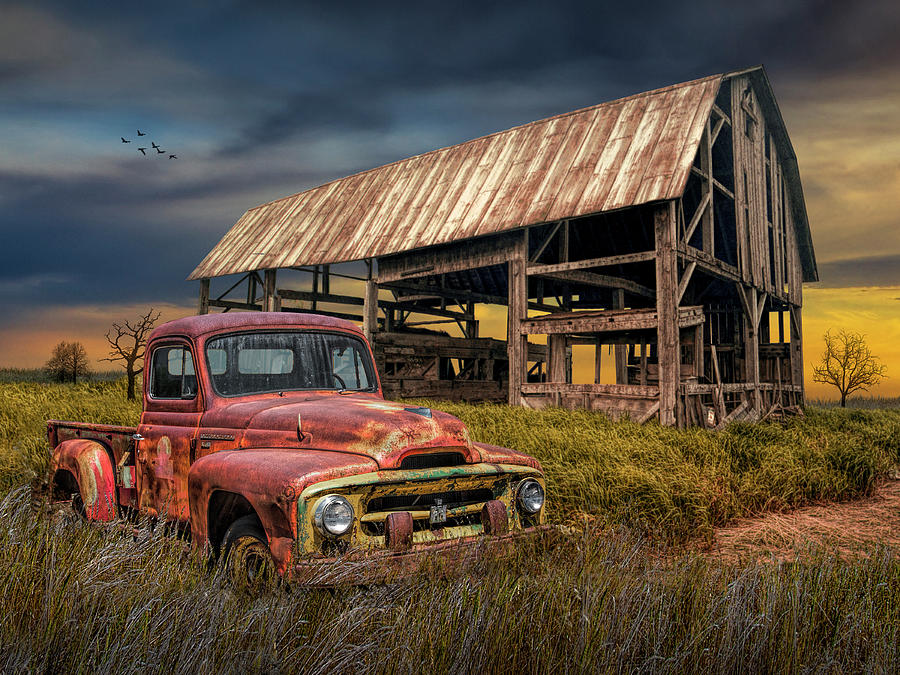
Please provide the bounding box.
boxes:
[205,331,377,397]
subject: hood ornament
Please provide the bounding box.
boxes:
[404,406,432,419]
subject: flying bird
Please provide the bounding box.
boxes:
[156,147,165,154]
[151,142,160,149]
[137,130,146,136]
[168,154,177,159]
[121,137,130,143]
[137,147,147,155]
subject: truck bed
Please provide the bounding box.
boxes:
[48,420,137,467]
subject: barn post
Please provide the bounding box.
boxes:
[789,304,804,402]
[364,259,378,346]
[263,269,278,312]
[655,201,679,426]
[738,285,762,415]
[548,335,566,407]
[198,279,210,315]
[247,273,257,307]
[507,234,527,407]
[613,288,627,384]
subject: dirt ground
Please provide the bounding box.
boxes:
[703,476,900,561]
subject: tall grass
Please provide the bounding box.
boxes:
[1,380,899,672]
[0,488,896,673]
[808,395,900,410]
[0,380,141,492]
[0,367,125,383]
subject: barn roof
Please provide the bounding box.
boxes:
[190,67,816,282]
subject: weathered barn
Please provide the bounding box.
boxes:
[190,65,817,427]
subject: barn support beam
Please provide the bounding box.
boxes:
[613,289,627,385]
[263,270,279,312]
[548,335,567,408]
[247,273,258,306]
[655,202,679,427]
[701,119,715,254]
[789,304,804,401]
[381,280,559,314]
[198,279,210,315]
[378,232,520,283]
[507,236,527,407]
[363,262,378,345]
[736,283,763,414]
[530,270,654,298]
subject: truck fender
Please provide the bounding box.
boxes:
[187,449,377,574]
[187,456,297,572]
[50,439,117,522]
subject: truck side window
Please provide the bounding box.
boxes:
[150,345,197,399]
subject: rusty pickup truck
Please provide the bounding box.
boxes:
[47,312,546,584]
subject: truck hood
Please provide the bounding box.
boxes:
[203,394,481,468]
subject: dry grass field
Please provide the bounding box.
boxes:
[1,378,899,672]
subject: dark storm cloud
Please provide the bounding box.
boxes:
[2,0,899,331]
[815,255,900,289]
[219,91,393,156]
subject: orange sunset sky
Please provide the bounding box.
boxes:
[1,3,898,401]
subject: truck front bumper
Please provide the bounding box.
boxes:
[289,524,556,586]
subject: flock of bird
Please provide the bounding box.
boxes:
[120,130,177,159]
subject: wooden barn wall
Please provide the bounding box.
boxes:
[730,74,803,307]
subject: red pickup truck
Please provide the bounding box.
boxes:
[47,313,546,584]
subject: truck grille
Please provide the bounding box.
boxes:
[361,487,495,536]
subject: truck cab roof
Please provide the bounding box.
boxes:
[148,312,363,342]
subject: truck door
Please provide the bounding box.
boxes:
[136,340,202,522]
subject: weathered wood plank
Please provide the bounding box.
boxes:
[198,279,210,315]
[613,289,627,385]
[521,383,659,397]
[548,335,567,384]
[363,278,378,345]
[655,201,679,426]
[529,270,654,298]
[507,238,527,406]
[677,262,697,305]
[263,269,278,312]
[527,250,655,274]
[679,244,741,283]
[520,306,705,335]
[377,231,520,282]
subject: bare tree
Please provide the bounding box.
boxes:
[812,329,888,407]
[101,308,161,400]
[46,341,91,384]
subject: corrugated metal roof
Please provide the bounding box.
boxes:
[189,74,723,280]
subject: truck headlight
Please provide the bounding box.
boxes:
[517,479,545,514]
[314,494,354,537]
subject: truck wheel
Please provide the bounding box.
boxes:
[222,515,276,590]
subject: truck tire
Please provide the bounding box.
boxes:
[221,514,276,590]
